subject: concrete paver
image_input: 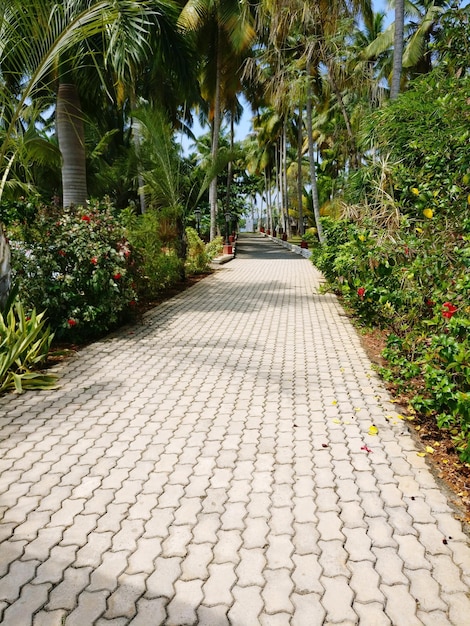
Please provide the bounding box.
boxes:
[1,233,469,625]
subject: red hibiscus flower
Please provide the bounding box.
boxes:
[67,319,77,327]
[357,287,366,299]
[113,273,122,280]
[91,257,98,265]
[442,302,458,319]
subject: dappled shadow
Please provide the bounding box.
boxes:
[235,233,306,260]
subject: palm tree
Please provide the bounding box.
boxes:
[0,0,151,302]
[179,0,256,240]
[364,0,450,97]
[391,0,405,99]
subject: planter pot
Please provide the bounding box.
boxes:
[282,233,288,241]
[300,240,309,249]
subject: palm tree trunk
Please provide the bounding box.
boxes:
[57,83,87,208]
[306,65,324,244]
[225,112,235,218]
[297,110,304,236]
[209,31,222,241]
[281,123,291,238]
[0,225,11,309]
[391,0,405,100]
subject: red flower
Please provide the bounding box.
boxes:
[67,319,77,327]
[404,246,410,256]
[91,257,98,265]
[81,215,91,222]
[426,299,435,308]
[113,273,122,280]
[58,250,66,256]
[357,287,366,299]
[129,300,137,307]
[442,302,458,319]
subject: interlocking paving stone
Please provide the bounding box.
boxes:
[0,234,469,624]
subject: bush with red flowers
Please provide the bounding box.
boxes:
[310,213,470,460]
[11,198,137,341]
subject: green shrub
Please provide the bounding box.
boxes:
[0,298,56,394]
[123,208,183,299]
[205,236,224,261]
[312,215,470,460]
[11,198,137,342]
[185,227,210,274]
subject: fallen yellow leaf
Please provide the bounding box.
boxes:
[332,418,341,424]
[332,400,337,405]
[425,446,434,454]
[368,425,378,436]
[417,452,426,457]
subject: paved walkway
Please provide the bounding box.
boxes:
[1,234,469,626]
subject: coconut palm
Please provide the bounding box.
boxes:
[0,0,148,302]
[179,0,256,240]
[364,0,451,96]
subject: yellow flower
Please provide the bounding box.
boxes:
[411,187,419,196]
[423,208,433,219]
[467,194,470,205]
[358,235,366,242]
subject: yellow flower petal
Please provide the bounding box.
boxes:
[417,452,426,457]
[425,446,435,454]
[331,400,337,405]
[423,208,433,219]
[332,418,341,424]
[368,425,378,436]
[411,187,419,196]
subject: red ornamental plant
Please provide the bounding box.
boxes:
[442,302,458,319]
[81,215,91,222]
[357,287,366,299]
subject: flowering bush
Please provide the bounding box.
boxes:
[11,198,137,341]
[310,214,470,459]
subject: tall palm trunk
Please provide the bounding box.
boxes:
[282,122,291,238]
[306,64,324,244]
[209,31,222,241]
[0,226,11,309]
[225,112,235,220]
[391,0,405,100]
[297,110,304,236]
[57,83,87,207]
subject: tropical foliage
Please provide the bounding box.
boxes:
[0,296,56,394]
